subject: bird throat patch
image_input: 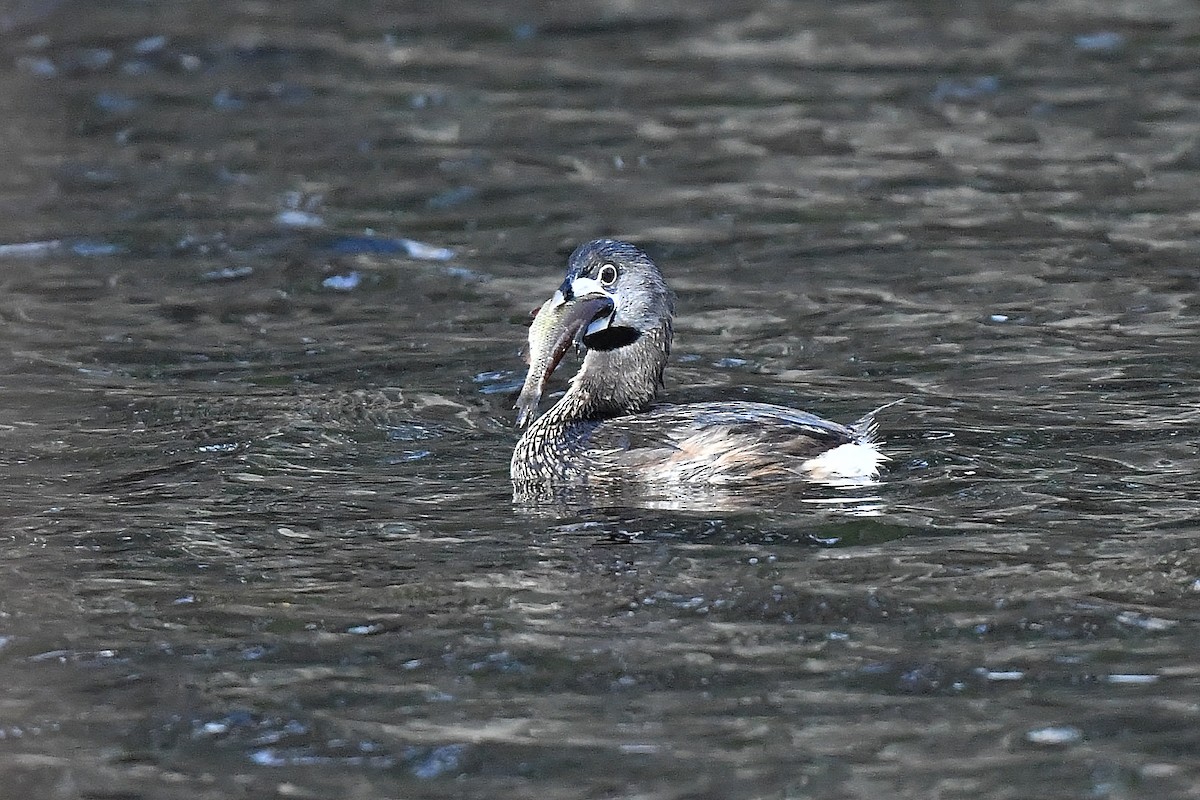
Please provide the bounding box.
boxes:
[582,325,641,351]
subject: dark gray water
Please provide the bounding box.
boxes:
[1,1,1199,797]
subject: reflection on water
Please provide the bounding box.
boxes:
[0,0,1199,797]
[512,465,891,517]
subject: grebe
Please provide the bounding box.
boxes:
[511,239,887,487]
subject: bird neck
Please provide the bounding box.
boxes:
[543,321,671,424]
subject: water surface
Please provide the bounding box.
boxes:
[1,1,1199,798]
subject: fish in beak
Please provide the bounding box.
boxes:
[514,284,614,427]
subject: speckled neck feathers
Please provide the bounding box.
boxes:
[542,320,671,425]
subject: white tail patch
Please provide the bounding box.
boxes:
[801,441,888,484]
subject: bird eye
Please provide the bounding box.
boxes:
[598,263,618,286]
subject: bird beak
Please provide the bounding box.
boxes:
[563,275,615,337]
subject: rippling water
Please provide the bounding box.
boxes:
[1,1,1199,797]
